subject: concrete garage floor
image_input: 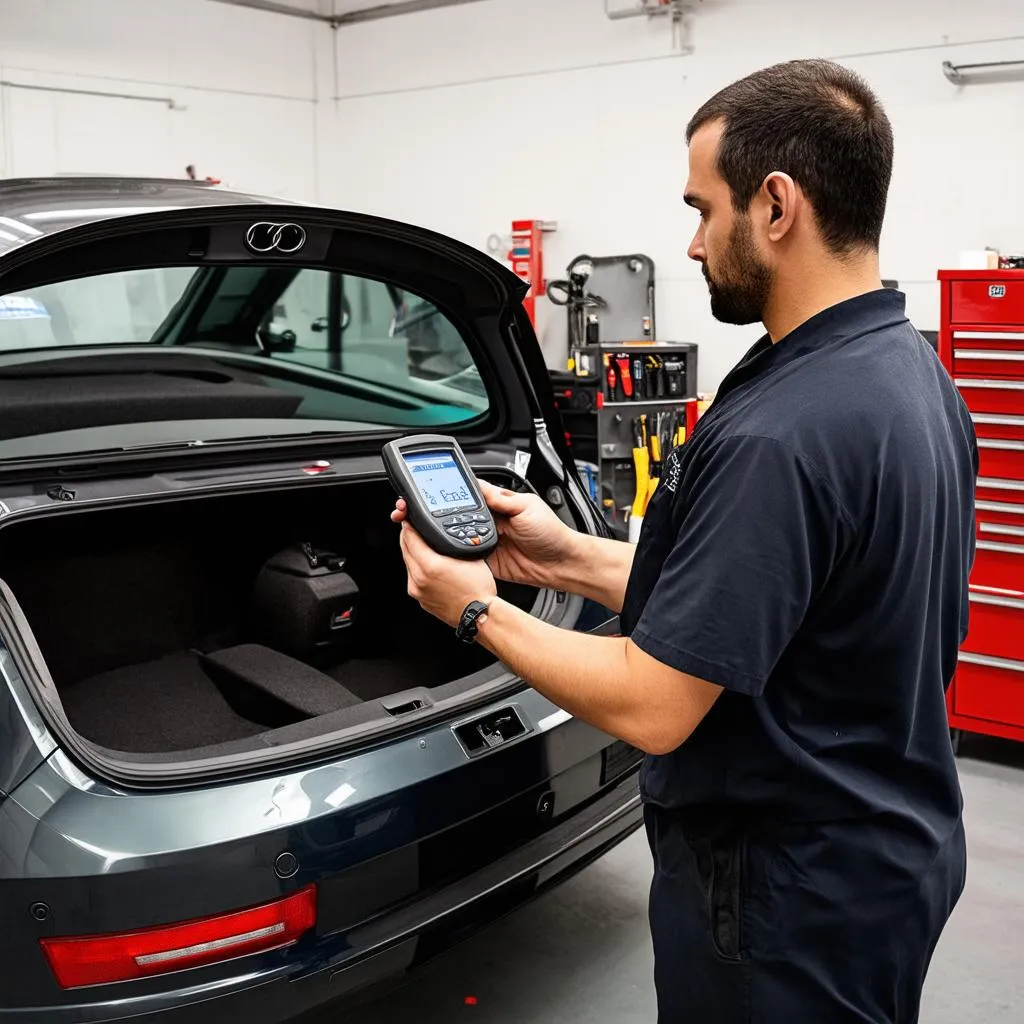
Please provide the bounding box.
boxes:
[325,737,1024,1024]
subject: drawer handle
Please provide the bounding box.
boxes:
[955,378,1024,390]
[976,499,1024,515]
[977,476,1024,491]
[980,521,1024,538]
[969,591,1024,610]
[954,331,1024,341]
[978,438,1024,451]
[971,413,1024,426]
[977,539,1024,555]
[955,349,1024,361]
[958,651,1024,674]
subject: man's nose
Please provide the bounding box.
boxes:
[687,228,705,264]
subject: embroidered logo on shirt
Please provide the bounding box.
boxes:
[663,448,683,493]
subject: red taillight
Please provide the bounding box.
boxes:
[40,885,316,989]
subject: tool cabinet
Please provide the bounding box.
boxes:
[939,269,1024,743]
[551,342,698,537]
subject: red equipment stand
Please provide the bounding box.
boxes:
[507,220,552,328]
[939,268,1024,744]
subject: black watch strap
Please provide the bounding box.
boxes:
[455,600,490,644]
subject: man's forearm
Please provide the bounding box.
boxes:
[550,533,636,613]
[475,597,648,749]
[473,597,720,755]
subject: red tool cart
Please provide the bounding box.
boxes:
[938,268,1024,744]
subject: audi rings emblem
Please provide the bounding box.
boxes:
[245,222,307,254]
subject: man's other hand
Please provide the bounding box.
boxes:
[390,479,579,590]
[397,521,497,627]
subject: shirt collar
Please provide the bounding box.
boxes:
[717,288,908,400]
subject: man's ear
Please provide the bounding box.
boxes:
[761,171,798,242]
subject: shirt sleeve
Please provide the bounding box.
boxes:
[630,434,851,696]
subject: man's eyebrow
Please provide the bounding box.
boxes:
[683,192,705,208]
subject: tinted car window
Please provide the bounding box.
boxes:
[0,265,490,453]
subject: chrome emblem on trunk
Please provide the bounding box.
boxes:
[245,222,307,254]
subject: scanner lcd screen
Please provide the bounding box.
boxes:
[404,452,477,514]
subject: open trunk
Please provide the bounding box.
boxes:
[0,471,549,766]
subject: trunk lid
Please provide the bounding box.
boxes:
[0,178,558,481]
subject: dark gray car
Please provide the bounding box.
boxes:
[0,178,643,1022]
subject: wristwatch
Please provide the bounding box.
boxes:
[455,600,490,644]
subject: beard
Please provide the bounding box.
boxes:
[702,215,773,325]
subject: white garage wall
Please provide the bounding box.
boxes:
[323,0,1024,388]
[0,0,331,201]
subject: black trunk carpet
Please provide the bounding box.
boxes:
[60,651,266,753]
[323,650,492,702]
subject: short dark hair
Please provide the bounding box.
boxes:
[686,59,893,253]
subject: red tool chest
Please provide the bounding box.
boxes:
[939,269,1024,743]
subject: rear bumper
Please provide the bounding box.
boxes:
[4,771,642,1023]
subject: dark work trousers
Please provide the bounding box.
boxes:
[644,805,966,1024]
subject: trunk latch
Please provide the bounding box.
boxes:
[47,484,76,502]
[454,706,528,756]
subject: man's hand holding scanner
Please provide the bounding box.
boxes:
[392,477,722,756]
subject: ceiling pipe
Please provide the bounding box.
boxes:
[943,58,1024,85]
[207,0,490,26]
[605,0,680,20]
[333,0,489,25]
[207,0,329,22]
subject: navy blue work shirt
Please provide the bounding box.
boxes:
[620,289,977,848]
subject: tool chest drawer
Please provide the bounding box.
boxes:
[971,535,1024,592]
[954,654,1024,730]
[963,589,1024,662]
[971,411,1024,444]
[950,278,1024,325]
[975,498,1024,533]
[977,438,1024,479]
[975,475,1024,505]
[953,330,1024,379]
[955,378,1024,415]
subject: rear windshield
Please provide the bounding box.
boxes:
[0,265,490,459]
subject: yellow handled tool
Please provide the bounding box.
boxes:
[646,421,661,505]
[631,417,650,518]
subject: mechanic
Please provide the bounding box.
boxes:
[393,59,977,1023]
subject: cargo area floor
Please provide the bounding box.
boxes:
[60,651,267,753]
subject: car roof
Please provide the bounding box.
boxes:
[0,177,289,258]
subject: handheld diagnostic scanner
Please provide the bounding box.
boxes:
[382,435,498,559]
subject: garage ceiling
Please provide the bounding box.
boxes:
[208,0,490,25]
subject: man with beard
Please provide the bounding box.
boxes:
[394,59,976,1022]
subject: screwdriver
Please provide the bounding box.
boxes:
[647,414,662,504]
[631,416,650,522]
